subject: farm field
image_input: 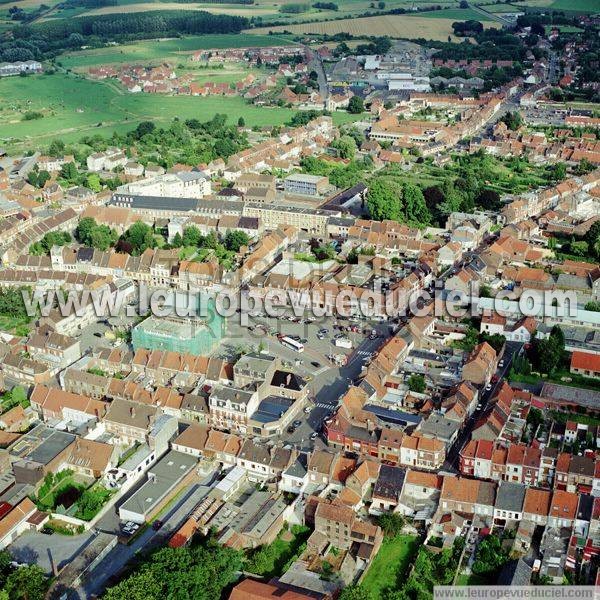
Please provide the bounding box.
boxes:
[42,0,461,23]
[0,73,359,149]
[249,13,495,41]
[79,3,274,17]
[514,0,600,11]
[58,34,294,70]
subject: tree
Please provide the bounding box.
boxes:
[501,110,523,131]
[75,217,97,245]
[104,540,242,600]
[134,121,156,139]
[59,161,78,182]
[402,182,431,225]
[86,173,101,193]
[224,230,249,252]
[237,116,245,127]
[182,225,203,247]
[530,325,565,374]
[338,585,374,600]
[366,179,403,221]
[476,188,501,210]
[89,225,117,251]
[122,221,156,255]
[377,513,405,537]
[5,564,49,600]
[551,162,567,181]
[407,373,426,393]
[48,139,65,157]
[104,570,162,600]
[347,96,364,114]
[472,534,509,579]
[331,135,357,160]
[171,232,183,248]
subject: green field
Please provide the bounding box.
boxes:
[417,7,492,19]
[361,535,419,599]
[513,0,600,12]
[59,34,294,70]
[43,0,461,25]
[0,72,360,149]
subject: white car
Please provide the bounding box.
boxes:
[485,383,492,391]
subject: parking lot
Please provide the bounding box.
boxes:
[223,311,392,451]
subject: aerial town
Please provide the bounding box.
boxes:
[0,2,598,600]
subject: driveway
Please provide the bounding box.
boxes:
[10,530,97,574]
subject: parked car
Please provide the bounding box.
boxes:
[152,520,164,531]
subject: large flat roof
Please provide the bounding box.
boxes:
[119,450,197,519]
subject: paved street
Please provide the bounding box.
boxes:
[224,312,391,450]
[444,341,524,470]
[69,468,218,599]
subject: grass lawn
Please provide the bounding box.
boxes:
[0,73,360,148]
[417,7,489,19]
[0,72,359,150]
[179,246,197,260]
[0,315,32,336]
[246,524,311,579]
[517,0,600,12]
[510,370,600,393]
[456,573,489,585]
[361,535,419,599]
[550,410,600,427]
[47,0,460,23]
[59,34,295,70]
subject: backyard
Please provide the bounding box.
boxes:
[34,470,114,522]
[361,534,419,599]
[245,524,311,578]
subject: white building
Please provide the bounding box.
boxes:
[118,172,211,198]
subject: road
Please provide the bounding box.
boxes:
[444,341,524,470]
[304,45,329,101]
[70,468,218,599]
[224,312,391,451]
[468,3,512,26]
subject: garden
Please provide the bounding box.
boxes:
[33,470,114,523]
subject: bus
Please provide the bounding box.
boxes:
[280,336,304,353]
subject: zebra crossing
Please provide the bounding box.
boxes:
[313,401,337,410]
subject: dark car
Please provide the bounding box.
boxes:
[310,361,321,368]
[152,520,164,531]
[287,425,296,434]
[292,419,302,427]
[93,332,103,338]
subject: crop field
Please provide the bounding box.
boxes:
[0,73,359,149]
[250,13,495,41]
[42,0,461,24]
[79,3,274,16]
[58,34,294,69]
[514,0,600,11]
